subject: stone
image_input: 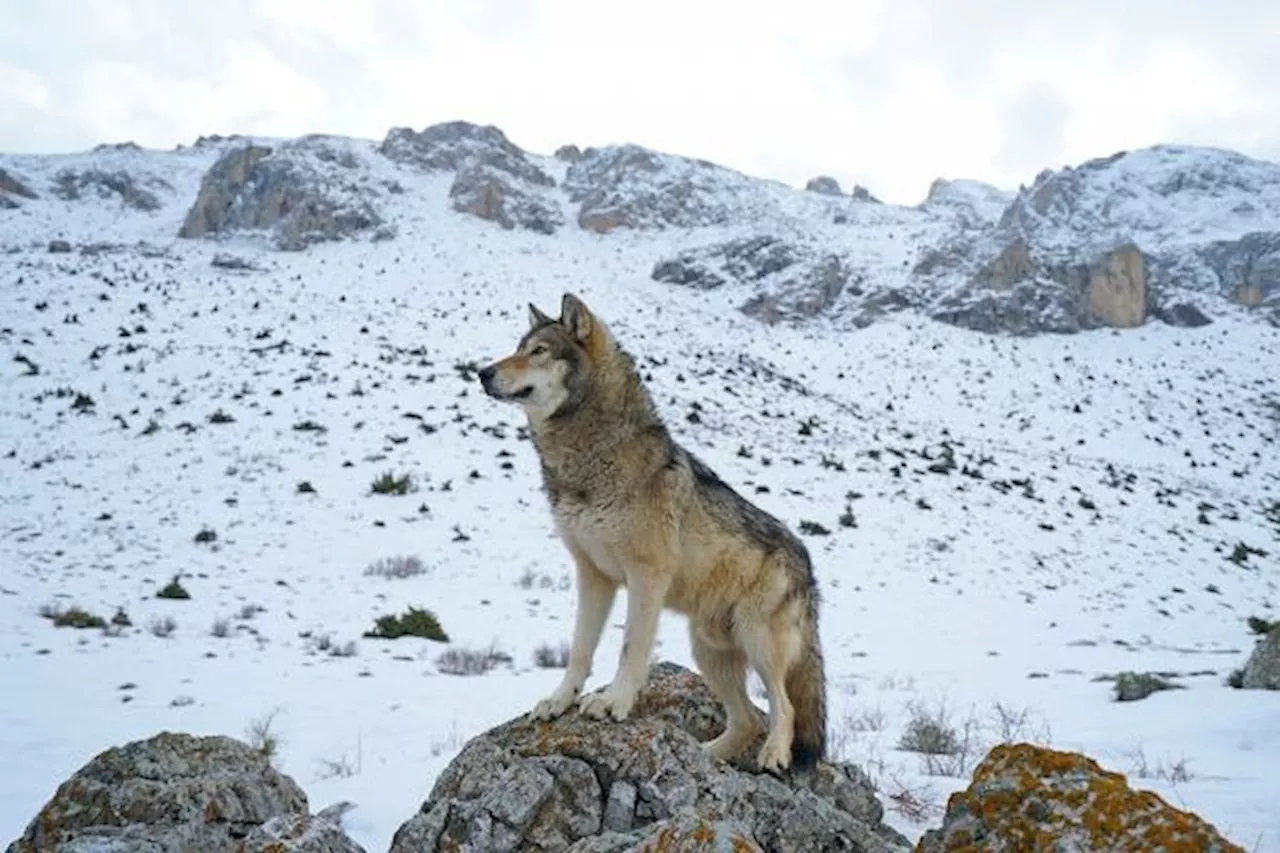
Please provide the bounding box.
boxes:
[915,743,1244,852]
[52,169,168,211]
[806,176,842,195]
[0,166,37,202]
[1241,624,1280,690]
[389,662,908,853]
[1087,244,1148,328]
[5,731,366,853]
[448,164,562,234]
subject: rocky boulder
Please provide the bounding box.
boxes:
[389,661,909,853]
[179,137,385,251]
[806,175,843,195]
[1240,623,1280,689]
[555,144,583,163]
[916,743,1244,852]
[52,168,169,211]
[5,731,365,853]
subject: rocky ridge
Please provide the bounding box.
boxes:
[3,124,1278,333]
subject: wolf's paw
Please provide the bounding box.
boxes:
[529,688,577,721]
[757,735,793,775]
[578,685,636,721]
[700,722,762,763]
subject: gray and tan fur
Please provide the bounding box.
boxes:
[479,293,828,772]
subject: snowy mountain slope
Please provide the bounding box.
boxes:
[2,128,1279,851]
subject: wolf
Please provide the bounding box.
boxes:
[478,293,828,773]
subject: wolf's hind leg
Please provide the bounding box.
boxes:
[690,625,763,762]
[530,550,617,721]
[740,613,800,773]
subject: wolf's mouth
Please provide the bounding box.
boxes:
[511,386,534,400]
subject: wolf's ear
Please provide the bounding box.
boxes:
[528,302,552,328]
[560,293,594,343]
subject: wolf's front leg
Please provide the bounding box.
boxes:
[579,572,669,722]
[530,553,617,721]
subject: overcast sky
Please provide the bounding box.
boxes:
[2,0,1277,204]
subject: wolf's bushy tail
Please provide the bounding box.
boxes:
[787,617,828,772]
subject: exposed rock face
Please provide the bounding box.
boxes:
[916,743,1245,853]
[564,145,769,233]
[920,179,1012,228]
[972,237,1034,290]
[1200,232,1280,307]
[850,185,881,204]
[389,661,908,853]
[0,167,37,205]
[653,236,862,324]
[5,731,365,853]
[179,138,384,251]
[1241,624,1280,689]
[555,144,583,163]
[806,175,842,195]
[380,121,553,187]
[1087,244,1148,328]
[449,164,563,234]
[1153,301,1212,328]
[52,168,169,211]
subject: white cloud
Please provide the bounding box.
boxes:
[0,0,1276,204]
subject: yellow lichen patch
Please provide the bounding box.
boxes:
[918,744,1246,853]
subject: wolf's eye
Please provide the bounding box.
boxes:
[531,344,549,356]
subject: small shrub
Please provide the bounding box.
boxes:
[246,710,282,763]
[156,576,191,600]
[364,554,428,579]
[293,420,326,433]
[838,504,857,528]
[296,480,317,494]
[46,605,107,630]
[1112,671,1183,702]
[436,643,512,676]
[1226,668,1245,689]
[533,641,571,669]
[149,616,177,638]
[1247,615,1277,636]
[208,408,235,424]
[364,606,448,641]
[110,608,132,628]
[799,520,831,536]
[211,618,231,638]
[898,707,960,756]
[370,470,414,496]
[193,526,217,545]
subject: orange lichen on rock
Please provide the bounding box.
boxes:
[916,743,1245,853]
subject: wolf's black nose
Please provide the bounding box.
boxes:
[478,365,496,384]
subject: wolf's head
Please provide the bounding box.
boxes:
[479,293,612,421]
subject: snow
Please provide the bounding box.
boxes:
[1,137,1278,852]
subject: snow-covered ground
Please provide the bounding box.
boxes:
[1,142,1278,852]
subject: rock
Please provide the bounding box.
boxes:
[929,281,1081,336]
[52,168,169,211]
[806,176,842,195]
[379,121,553,187]
[1154,301,1212,328]
[1110,671,1184,701]
[1241,624,1280,689]
[211,252,258,271]
[916,743,1245,853]
[564,145,759,233]
[850,185,881,204]
[555,144,583,163]
[972,237,1035,290]
[448,164,563,234]
[920,179,1012,228]
[179,139,384,251]
[1199,231,1280,307]
[0,166,38,202]
[1087,244,1148,328]
[389,661,908,853]
[5,731,366,853]
[47,239,72,254]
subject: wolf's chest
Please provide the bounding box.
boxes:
[551,499,632,583]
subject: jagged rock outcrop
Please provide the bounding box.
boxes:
[1199,232,1280,307]
[389,661,908,853]
[929,243,1150,335]
[5,731,366,853]
[0,167,37,208]
[916,743,1244,852]
[850,185,880,204]
[1241,623,1280,689]
[555,144,583,163]
[381,121,560,233]
[52,168,169,211]
[919,179,1012,228]
[449,164,563,234]
[806,175,842,195]
[653,236,864,324]
[564,144,778,233]
[179,137,385,251]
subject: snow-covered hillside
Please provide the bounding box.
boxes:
[1,126,1278,851]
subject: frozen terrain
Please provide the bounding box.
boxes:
[1,132,1278,851]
